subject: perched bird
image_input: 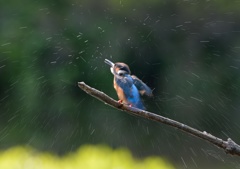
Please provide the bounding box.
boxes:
[104,59,152,110]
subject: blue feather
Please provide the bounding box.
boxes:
[115,75,145,110]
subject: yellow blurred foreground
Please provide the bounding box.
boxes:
[0,145,175,169]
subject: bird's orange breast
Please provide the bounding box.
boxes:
[113,78,128,104]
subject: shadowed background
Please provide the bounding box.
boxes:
[1,0,240,168]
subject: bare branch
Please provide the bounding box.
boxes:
[78,81,240,156]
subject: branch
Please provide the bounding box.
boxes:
[78,81,240,156]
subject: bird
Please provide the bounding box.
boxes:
[104,59,152,110]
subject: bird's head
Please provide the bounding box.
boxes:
[105,59,131,76]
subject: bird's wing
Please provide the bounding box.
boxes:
[131,75,153,97]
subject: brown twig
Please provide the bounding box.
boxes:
[78,81,240,156]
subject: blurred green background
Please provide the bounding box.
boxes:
[1,0,240,168]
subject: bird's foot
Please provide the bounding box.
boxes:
[118,100,123,104]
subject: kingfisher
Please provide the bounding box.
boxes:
[104,59,152,110]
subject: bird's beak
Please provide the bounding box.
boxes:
[104,59,114,67]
